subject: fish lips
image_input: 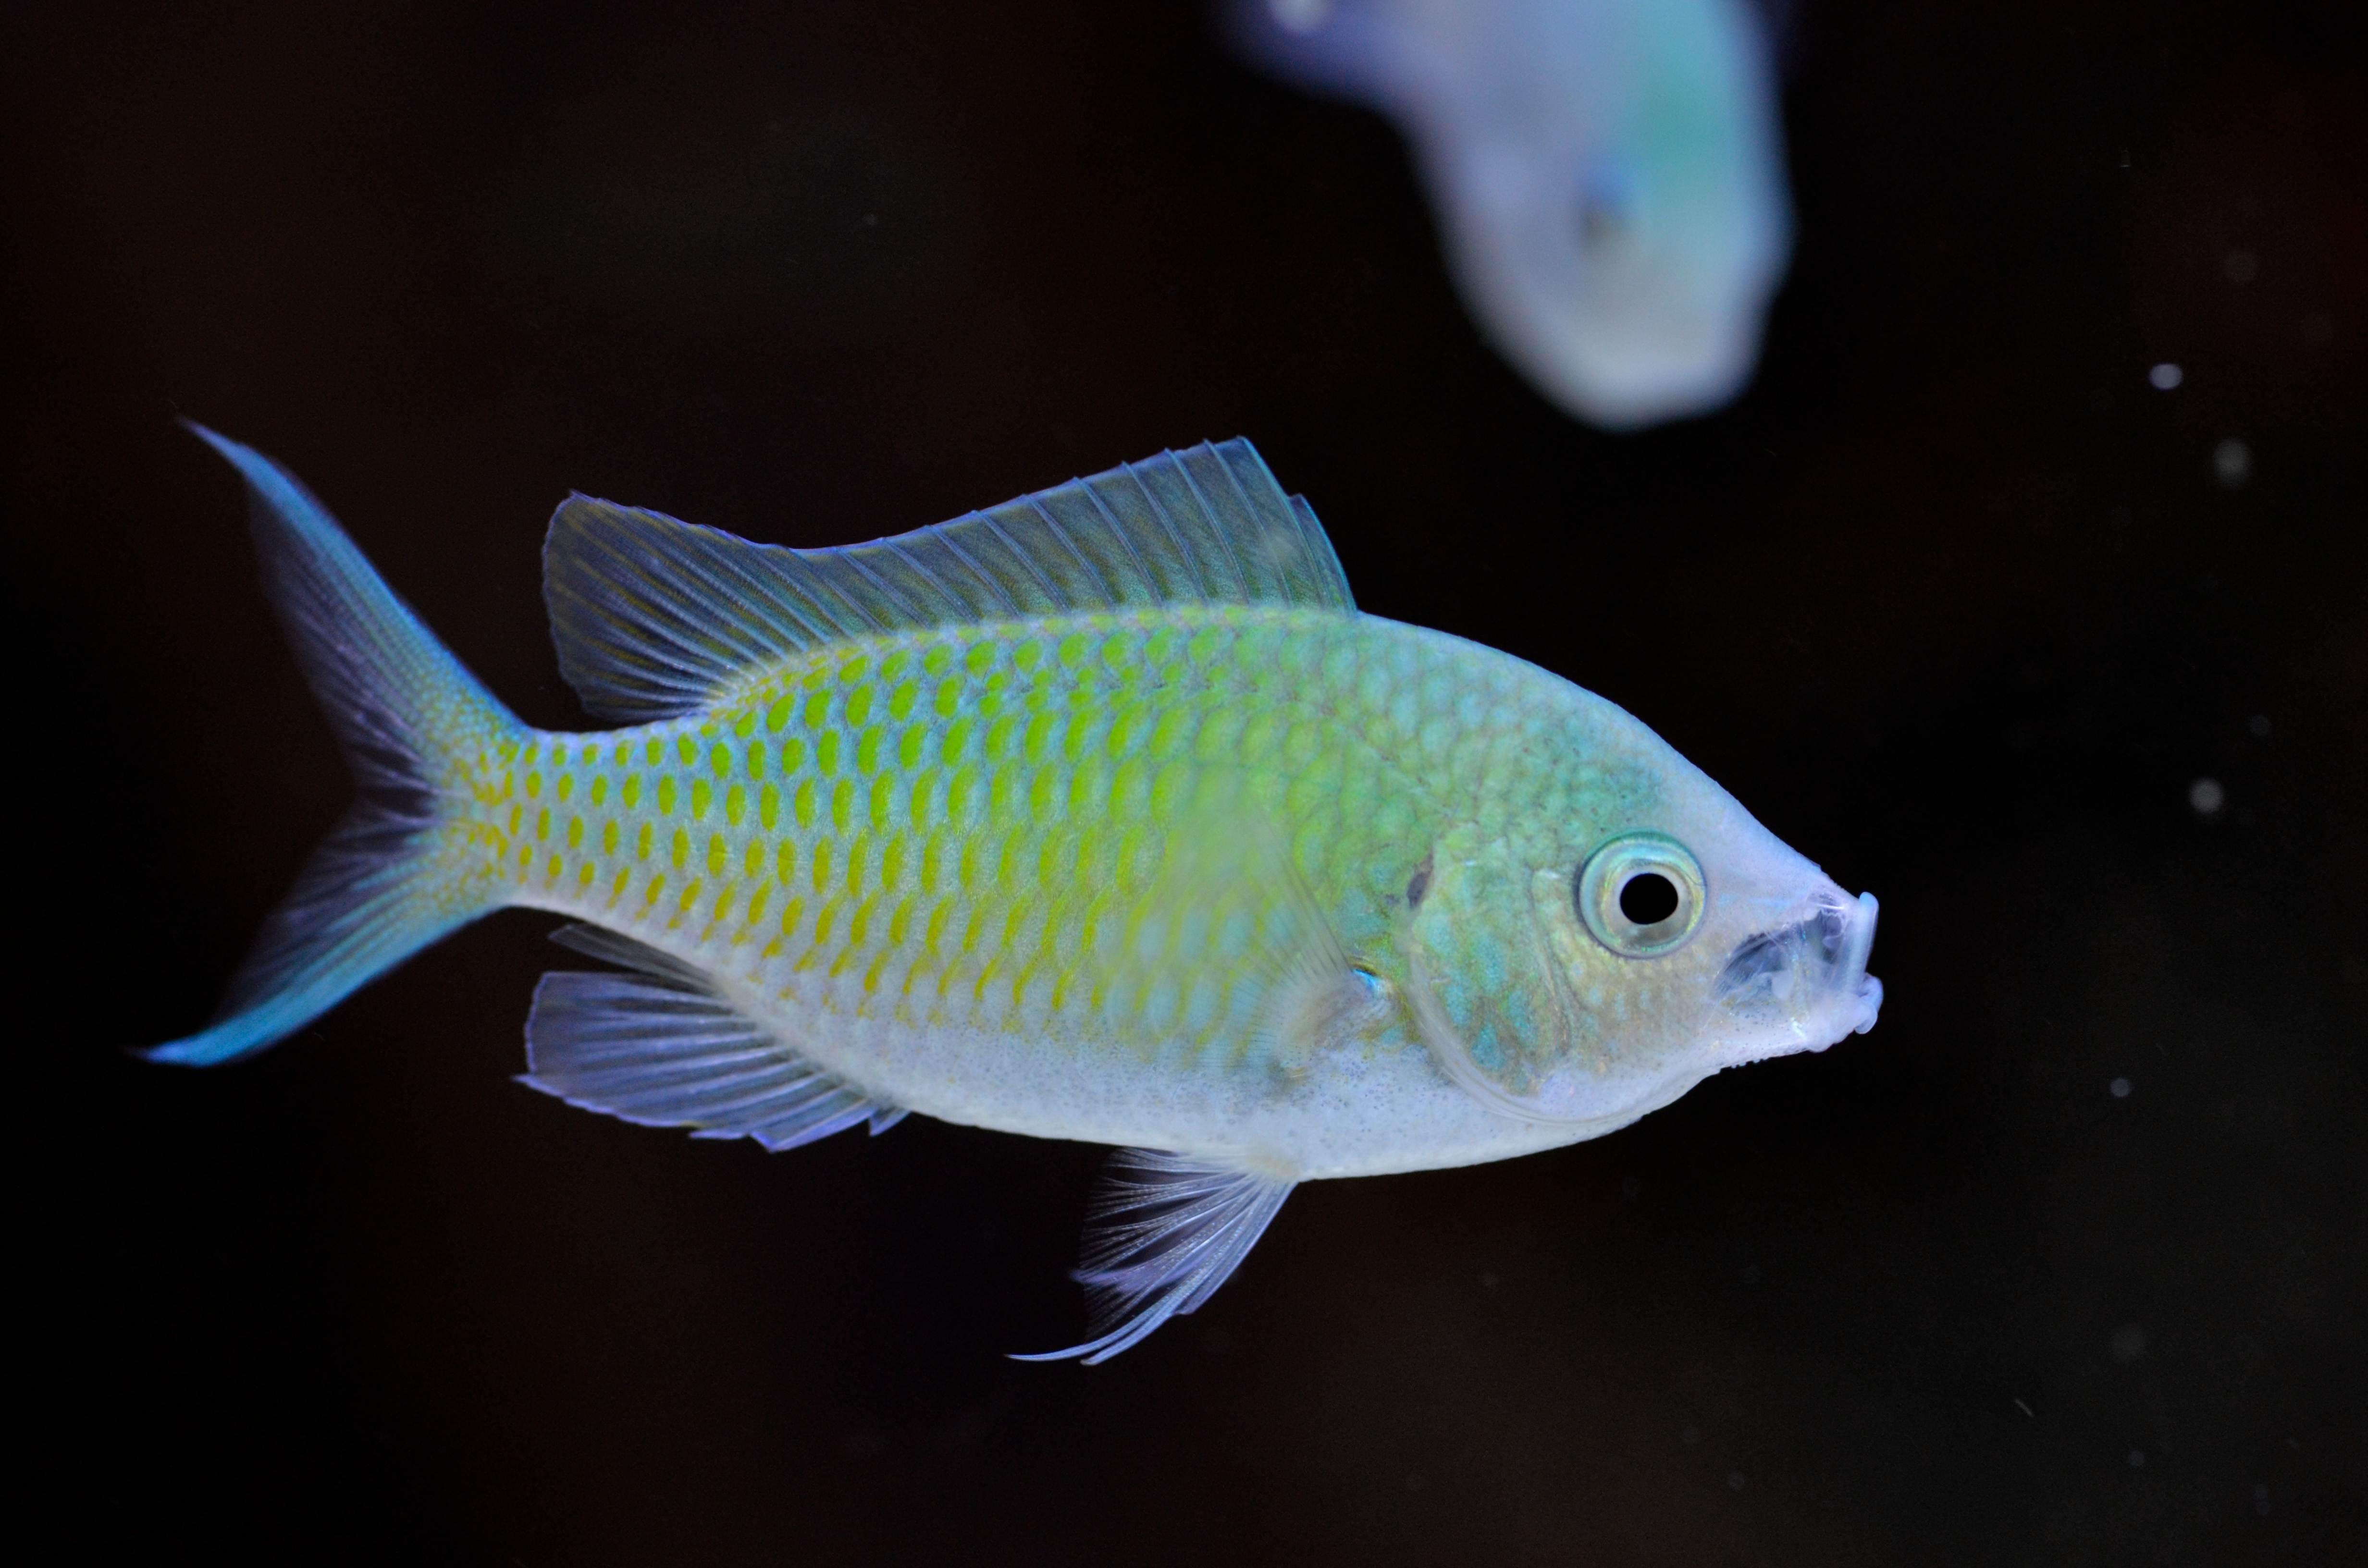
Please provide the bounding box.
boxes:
[1712,889,1884,1053]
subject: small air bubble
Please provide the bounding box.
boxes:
[2110,1077,2133,1099]
[2223,249,2259,283]
[2214,439,2252,488]
[1727,1471,1748,1492]
[2128,1449,2146,1469]
[2189,778,2225,817]
[2149,362,2184,390]
[2110,1324,2147,1361]
[2249,713,2271,738]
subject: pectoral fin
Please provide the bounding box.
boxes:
[1013,1149,1295,1365]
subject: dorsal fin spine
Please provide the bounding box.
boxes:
[1076,480,1164,606]
[1212,454,1288,601]
[1165,454,1251,597]
[1125,458,1222,600]
[1185,451,1258,598]
[1104,464,1208,605]
[1221,443,1320,593]
[930,522,1028,616]
[972,507,1069,607]
[1023,493,1121,608]
[831,546,924,629]
[779,572,850,645]
[862,530,961,625]
[758,545,867,642]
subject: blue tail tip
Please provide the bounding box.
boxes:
[139,1019,266,1068]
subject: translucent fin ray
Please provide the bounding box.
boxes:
[1012,1149,1295,1365]
[146,425,520,1066]
[543,439,1353,722]
[520,925,903,1152]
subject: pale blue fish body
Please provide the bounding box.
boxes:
[1238,0,1794,428]
[150,426,1877,1360]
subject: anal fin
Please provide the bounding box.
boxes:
[1013,1149,1295,1365]
[521,925,904,1153]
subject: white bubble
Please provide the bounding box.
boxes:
[2110,1077,2132,1099]
[2128,1449,2146,1468]
[2249,713,2272,738]
[2149,362,2184,390]
[2189,778,2225,817]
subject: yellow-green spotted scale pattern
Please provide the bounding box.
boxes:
[491,607,1558,1074]
[153,427,1884,1361]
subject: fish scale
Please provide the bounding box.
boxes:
[150,425,1881,1360]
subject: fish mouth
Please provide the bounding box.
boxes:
[1712,890,1884,1047]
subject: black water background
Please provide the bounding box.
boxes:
[8,2,2362,1563]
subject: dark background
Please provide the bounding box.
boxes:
[9,1,2362,1563]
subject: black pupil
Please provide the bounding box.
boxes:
[1619,872,1680,926]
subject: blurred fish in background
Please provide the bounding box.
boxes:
[1233,0,1794,428]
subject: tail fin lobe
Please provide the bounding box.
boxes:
[147,426,522,1066]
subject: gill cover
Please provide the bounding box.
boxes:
[1403,824,1720,1130]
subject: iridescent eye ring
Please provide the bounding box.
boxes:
[1574,833,1705,958]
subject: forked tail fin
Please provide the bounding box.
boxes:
[146,425,523,1066]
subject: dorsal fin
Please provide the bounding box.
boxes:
[544,439,1354,722]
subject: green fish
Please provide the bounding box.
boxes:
[152,425,1882,1361]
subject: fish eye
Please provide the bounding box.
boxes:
[1575,833,1705,957]
[1619,872,1679,925]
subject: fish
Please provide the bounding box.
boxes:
[1234,0,1794,429]
[152,424,1881,1361]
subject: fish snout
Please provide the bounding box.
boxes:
[1711,887,1884,1052]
